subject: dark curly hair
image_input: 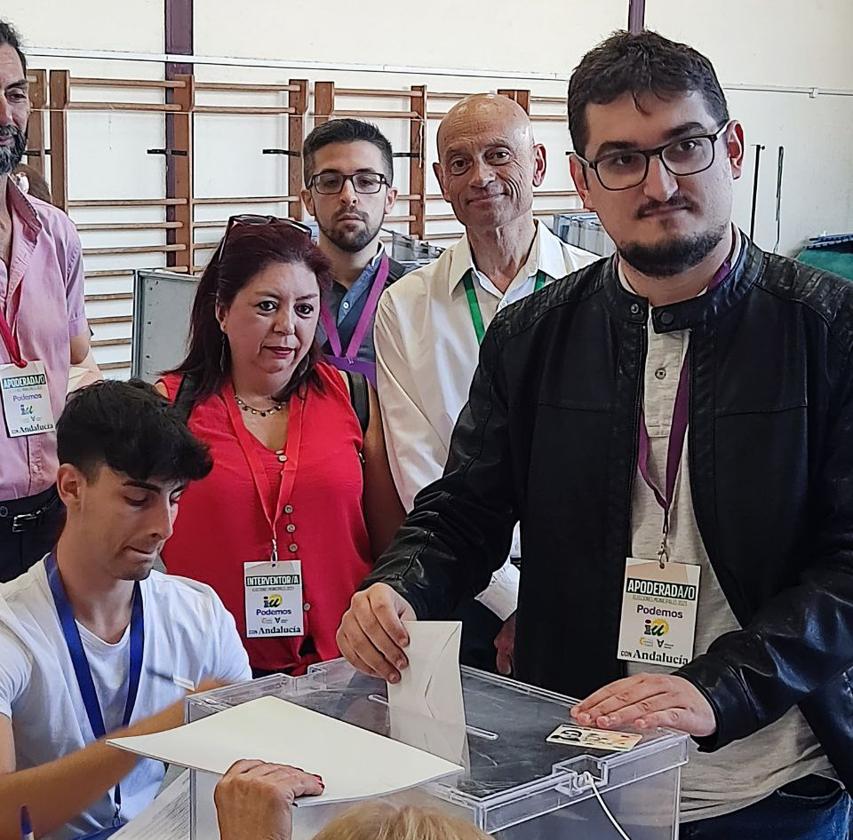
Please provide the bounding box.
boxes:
[0,20,26,74]
[568,30,728,157]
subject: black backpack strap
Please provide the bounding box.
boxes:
[387,257,407,282]
[172,373,200,424]
[344,370,370,437]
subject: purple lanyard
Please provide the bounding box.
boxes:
[637,259,731,564]
[321,254,389,362]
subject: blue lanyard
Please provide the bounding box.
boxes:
[45,553,145,825]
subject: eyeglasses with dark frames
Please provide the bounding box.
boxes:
[576,122,732,191]
[308,171,389,195]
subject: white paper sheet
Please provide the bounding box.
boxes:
[108,696,462,807]
[112,771,189,839]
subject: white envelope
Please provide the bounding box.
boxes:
[389,705,469,767]
[387,621,465,725]
[387,621,467,765]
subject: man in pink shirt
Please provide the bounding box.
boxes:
[0,20,90,581]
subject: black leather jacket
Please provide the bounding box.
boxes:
[363,235,853,791]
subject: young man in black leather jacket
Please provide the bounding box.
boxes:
[337,31,853,838]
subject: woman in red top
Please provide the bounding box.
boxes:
[158,216,403,675]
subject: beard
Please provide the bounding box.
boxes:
[319,211,382,253]
[619,221,729,277]
[0,124,27,176]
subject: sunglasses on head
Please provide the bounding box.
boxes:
[211,214,313,263]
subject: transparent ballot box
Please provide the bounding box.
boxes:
[186,659,687,839]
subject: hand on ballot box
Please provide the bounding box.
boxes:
[571,673,717,737]
[214,760,324,840]
[337,583,416,683]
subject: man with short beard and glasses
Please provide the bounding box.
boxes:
[301,119,405,387]
[0,20,93,582]
[337,32,853,838]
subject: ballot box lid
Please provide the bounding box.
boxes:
[187,658,687,834]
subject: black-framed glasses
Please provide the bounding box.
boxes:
[577,122,731,191]
[308,171,389,195]
[211,214,313,262]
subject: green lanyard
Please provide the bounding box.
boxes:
[462,269,548,344]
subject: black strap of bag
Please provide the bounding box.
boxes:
[344,370,370,436]
[172,373,200,423]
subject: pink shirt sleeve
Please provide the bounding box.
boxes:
[61,224,87,339]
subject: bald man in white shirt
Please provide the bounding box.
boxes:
[374,94,597,673]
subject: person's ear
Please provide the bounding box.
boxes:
[384,185,398,214]
[56,463,87,510]
[532,143,547,187]
[569,154,595,210]
[433,161,450,202]
[726,121,746,182]
[215,299,228,334]
[301,187,316,218]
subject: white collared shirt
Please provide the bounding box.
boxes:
[374,222,597,618]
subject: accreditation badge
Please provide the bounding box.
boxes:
[617,557,700,668]
[243,560,304,638]
[0,360,55,438]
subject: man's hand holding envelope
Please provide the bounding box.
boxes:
[337,583,417,683]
